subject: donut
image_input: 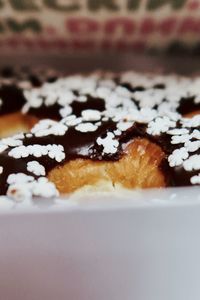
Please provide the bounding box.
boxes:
[0,69,200,200]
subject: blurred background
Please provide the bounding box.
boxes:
[0,0,200,73]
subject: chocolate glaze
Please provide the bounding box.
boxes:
[178,97,200,115]
[29,103,61,120]
[0,66,59,86]
[71,96,105,116]
[0,85,26,116]
[28,96,106,121]
[0,66,60,117]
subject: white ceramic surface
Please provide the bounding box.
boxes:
[0,187,200,300]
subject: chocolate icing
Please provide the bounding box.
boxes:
[0,66,60,117]
[0,85,25,116]
[178,97,200,115]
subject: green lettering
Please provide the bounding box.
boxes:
[44,0,80,11]
[88,0,118,11]
[148,0,187,10]
[10,0,39,10]
[127,0,140,10]
[6,18,42,33]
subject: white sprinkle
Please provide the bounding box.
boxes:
[147,117,175,135]
[185,140,200,153]
[46,144,65,162]
[0,166,3,174]
[139,108,157,123]
[1,133,24,148]
[64,116,82,127]
[182,115,200,128]
[168,147,189,167]
[183,155,200,171]
[59,106,72,118]
[191,174,200,185]
[171,134,190,145]
[191,129,200,140]
[117,122,133,131]
[167,128,189,135]
[102,117,109,121]
[7,174,59,200]
[31,119,68,137]
[23,89,43,110]
[76,95,87,102]
[81,109,101,121]
[133,89,164,109]
[7,183,32,199]
[0,144,8,153]
[7,173,34,185]
[75,123,98,133]
[9,144,65,162]
[9,145,30,158]
[114,129,122,136]
[27,161,46,176]
[22,102,30,114]
[97,132,119,154]
[32,177,59,198]
[57,90,75,106]
[96,87,111,99]
[115,86,132,97]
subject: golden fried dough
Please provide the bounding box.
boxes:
[184,110,200,118]
[0,112,38,138]
[48,138,166,194]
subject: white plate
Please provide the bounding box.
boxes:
[0,187,200,300]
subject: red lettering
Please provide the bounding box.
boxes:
[105,18,135,35]
[37,38,52,49]
[52,39,68,49]
[6,37,19,48]
[45,26,57,35]
[115,39,130,50]
[67,18,99,34]
[22,37,35,48]
[178,17,200,34]
[187,0,199,10]
[71,39,96,50]
[101,39,113,50]
[131,40,146,51]
[159,17,177,35]
[140,18,156,35]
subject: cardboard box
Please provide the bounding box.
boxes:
[0,187,200,300]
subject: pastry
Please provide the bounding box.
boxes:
[0,69,200,200]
